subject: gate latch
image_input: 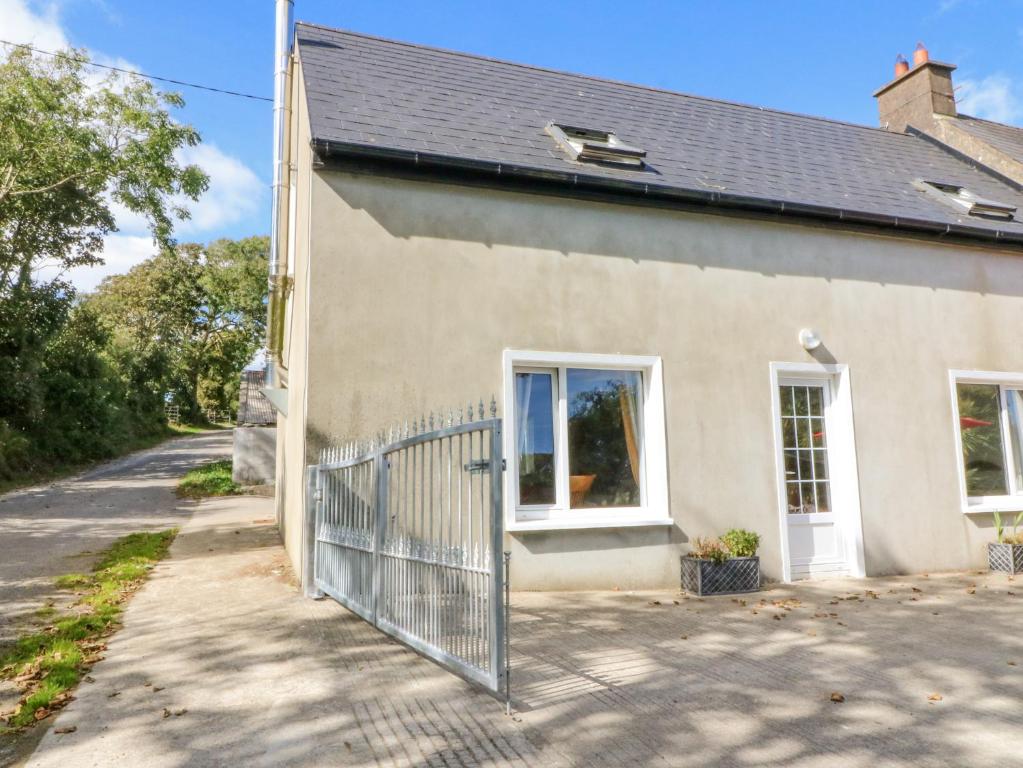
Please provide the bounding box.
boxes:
[464,459,491,474]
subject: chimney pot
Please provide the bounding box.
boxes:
[894,54,909,78]
[913,42,929,67]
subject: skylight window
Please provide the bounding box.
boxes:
[545,122,646,167]
[916,180,1017,221]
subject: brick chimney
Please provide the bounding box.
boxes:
[873,47,957,133]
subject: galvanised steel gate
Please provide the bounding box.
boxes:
[308,403,508,700]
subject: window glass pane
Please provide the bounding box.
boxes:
[957,383,1007,497]
[1006,390,1023,493]
[514,371,556,505]
[779,384,831,514]
[566,368,642,508]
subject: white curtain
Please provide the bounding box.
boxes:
[515,374,534,472]
[1008,390,1023,489]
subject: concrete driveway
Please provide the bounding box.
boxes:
[21,488,1023,768]
[0,431,232,651]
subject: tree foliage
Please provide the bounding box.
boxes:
[0,46,219,480]
[89,237,269,423]
[0,46,207,289]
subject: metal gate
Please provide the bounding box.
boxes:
[307,404,508,700]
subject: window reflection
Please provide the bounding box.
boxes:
[566,369,642,508]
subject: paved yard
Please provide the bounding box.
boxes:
[23,493,1023,767]
[0,431,232,652]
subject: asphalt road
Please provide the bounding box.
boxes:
[0,431,232,651]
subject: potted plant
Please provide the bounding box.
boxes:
[681,529,761,596]
[988,511,1023,575]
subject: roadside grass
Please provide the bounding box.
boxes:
[0,422,226,497]
[0,530,177,729]
[177,460,240,498]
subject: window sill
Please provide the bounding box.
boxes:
[963,500,1023,514]
[507,517,675,533]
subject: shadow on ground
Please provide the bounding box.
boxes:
[22,495,1023,768]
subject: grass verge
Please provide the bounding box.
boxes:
[0,529,177,729]
[0,423,226,497]
[177,459,240,498]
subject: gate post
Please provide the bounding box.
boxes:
[489,421,506,696]
[371,450,389,625]
[303,465,324,598]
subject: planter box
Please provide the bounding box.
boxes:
[988,542,1023,575]
[681,555,760,596]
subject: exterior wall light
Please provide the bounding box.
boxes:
[799,328,822,351]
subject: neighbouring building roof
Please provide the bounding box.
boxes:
[238,370,276,426]
[295,22,1023,247]
[951,115,1023,166]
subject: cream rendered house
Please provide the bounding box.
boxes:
[268,23,1023,590]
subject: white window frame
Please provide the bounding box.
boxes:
[949,370,1023,513]
[502,350,671,532]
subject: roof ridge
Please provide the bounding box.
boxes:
[957,113,1023,132]
[294,20,907,139]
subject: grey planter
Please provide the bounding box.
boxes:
[681,555,760,596]
[988,542,1023,575]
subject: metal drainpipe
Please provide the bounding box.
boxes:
[267,0,294,387]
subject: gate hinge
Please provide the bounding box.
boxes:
[502,459,507,471]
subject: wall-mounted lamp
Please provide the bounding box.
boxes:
[798,328,822,351]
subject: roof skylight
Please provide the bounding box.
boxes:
[916,180,1017,221]
[546,122,646,167]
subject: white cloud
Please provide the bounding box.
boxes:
[958,74,1023,124]
[66,235,156,293]
[174,143,264,235]
[0,0,68,51]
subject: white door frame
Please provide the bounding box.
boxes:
[769,362,866,583]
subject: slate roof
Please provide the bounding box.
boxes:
[296,22,1023,247]
[953,115,1023,165]
[237,370,275,426]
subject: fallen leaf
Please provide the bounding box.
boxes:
[912,587,923,593]
[967,588,976,595]
[680,635,688,640]
[1008,661,1017,666]
[107,691,120,698]
[648,600,661,606]
[837,621,847,627]
[144,682,152,687]
[772,614,782,621]
[153,687,165,692]
[83,676,95,684]
[173,708,187,717]
[830,692,845,703]
[55,726,77,734]
[34,708,50,721]
[672,600,680,605]
[344,741,352,751]
[928,693,943,702]
[162,708,171,719]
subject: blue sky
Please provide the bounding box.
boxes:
[3,0,1022,289]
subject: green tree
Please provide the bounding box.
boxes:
[89,237,269,423]
[0,46,207,287]
[0,45,208,478]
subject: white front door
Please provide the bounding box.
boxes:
[777,377,849,579]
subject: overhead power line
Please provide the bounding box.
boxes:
[0,39,273,103]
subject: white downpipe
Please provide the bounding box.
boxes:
[268,0,294,386]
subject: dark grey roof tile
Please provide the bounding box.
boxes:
[295,23,1023,240]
